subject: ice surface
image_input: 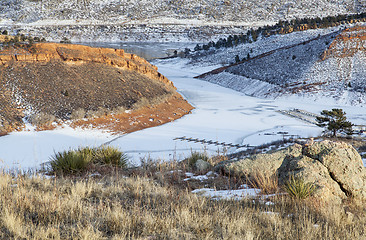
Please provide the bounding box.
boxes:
[0,58,364,170]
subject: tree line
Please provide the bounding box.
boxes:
[0,31,46,48]
[191,12,366,54]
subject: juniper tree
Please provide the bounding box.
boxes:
[194,44,201,51]
[235,55,240,63]
[316,108,353,137]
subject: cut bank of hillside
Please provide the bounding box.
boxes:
[0,42,193,133]
[198,26,366,105]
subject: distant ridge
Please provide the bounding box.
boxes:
[195,31,340,79]
[198,26,366,105]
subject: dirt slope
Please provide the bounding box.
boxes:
[0,43,193,133]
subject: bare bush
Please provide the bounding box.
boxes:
[132,97,150,110]
[86,107,111,118]
[28,112,55,126]
[112,106,127,115]
[70,108,86,120]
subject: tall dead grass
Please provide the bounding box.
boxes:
[1,170,366,239]
[248,169,279,195]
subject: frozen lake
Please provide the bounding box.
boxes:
[75,42,199,60]
[0,44,364,170]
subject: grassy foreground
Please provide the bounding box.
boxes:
[1,164,366,240]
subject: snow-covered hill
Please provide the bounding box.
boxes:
[198,25,366,105]
[0,0,359,42]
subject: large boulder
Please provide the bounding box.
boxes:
[215,144,303,177]
[217,140,366,203]
[277,155,347,203]
[279,140,366,203]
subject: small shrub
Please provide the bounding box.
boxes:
[113,106,127,115]
[70,108,86,120]
[186,151,209,167]
[28,112,55,126]
[132,97,150,110]
[49,148,92,173]
[94,146,128,168]
[284,175,317,200]
[86,107,111,118]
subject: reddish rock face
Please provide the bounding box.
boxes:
[0,43,175,88]
[321,26,366,60]
[0,43,193,133]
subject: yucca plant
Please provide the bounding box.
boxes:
[94,146,128,168]
[49,146,128,174]
[284,175,317,200]
[49,148,93,174]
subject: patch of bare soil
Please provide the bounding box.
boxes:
[71,93,193,134]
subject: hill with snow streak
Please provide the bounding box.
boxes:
[0,0,359,42]
[198,26,366,105]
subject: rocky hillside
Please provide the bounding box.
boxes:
[0,0,359,42]
[0,42,193,133]
[198,26,366,105]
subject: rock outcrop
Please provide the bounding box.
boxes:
[0,43,174,87]
[278,140,366,203]
[321,26,366,60]
[217,140,366,203]
[215,144,303,177]
[0,43,193,133]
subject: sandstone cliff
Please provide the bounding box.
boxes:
[0,43,193,133]
[0,43,174,87]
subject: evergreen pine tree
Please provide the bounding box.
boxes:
[316,109,353,137]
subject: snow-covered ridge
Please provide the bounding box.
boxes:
[0,0,359,42]
[198,25,366,106]
[1,0,357,23]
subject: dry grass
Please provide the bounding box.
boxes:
[248,169,279,195]
[132,93,174,110]
[70,93,194,135]
[2,142,366,239]
[1,168,366,240]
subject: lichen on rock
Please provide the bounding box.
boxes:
[217,140,366,203]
